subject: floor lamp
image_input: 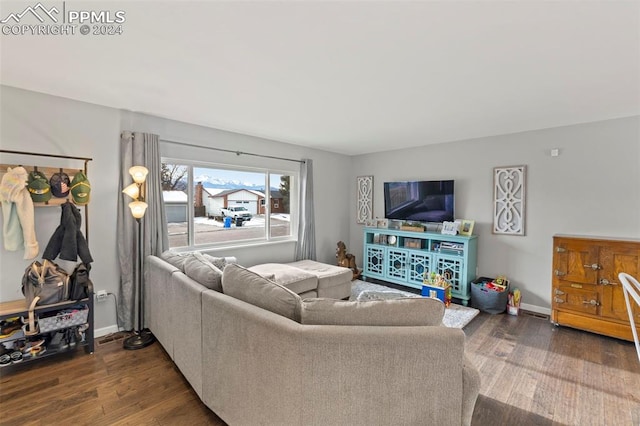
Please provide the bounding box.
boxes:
[122,165,156,350]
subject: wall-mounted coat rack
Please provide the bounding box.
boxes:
[0,149,93,241]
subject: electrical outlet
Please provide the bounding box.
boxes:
[96,290,108,302]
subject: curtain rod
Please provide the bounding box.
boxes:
[161,138,305,164]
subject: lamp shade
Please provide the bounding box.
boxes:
[129,166,149,184]
[122,183,140,200]
[129,200,148,219]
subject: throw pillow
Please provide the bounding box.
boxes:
[183,252,223,292]
[222,263,301,322]
[300,297,444,326]
[160,250,190,271]
[202,253,228,271]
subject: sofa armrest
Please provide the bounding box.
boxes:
[172,273,208,399]
[145,255,180,358]
[462,355,481,426]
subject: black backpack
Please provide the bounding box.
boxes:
[69,263,93,300]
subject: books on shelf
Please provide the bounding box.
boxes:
[437,241,464,254]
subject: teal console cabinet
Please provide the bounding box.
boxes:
[362,228,478,305]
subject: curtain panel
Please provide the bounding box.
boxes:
[117,131,168,331]
[295,158,316,261]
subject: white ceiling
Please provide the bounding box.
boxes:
[1,1,639,155]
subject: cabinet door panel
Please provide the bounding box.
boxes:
[600,245,640,321]
[408,252,431,285]
[553,239,599,285]
[386,249,409,281]
[553,284,599,315]
[365,246,385,278]
[434,255,463,295]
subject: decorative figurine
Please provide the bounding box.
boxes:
[336,241,361,280]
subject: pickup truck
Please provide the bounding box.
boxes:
[221,206,252,221]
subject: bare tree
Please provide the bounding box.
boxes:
[279,175,290,212]
[161,163,188,191]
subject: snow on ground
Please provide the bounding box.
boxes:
[189,214,289,228]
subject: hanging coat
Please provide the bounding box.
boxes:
[43,201,93,265]
[0,166,38,259]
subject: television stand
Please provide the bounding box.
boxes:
[362,227,478,305]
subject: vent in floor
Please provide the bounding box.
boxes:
[521,310,549,320]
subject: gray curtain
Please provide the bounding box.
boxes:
[295,159,316,261]
[117,131,169,331]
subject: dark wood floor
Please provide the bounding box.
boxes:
[1,312,638,425]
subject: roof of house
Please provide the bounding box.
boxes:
[210,188,265,198]
[203,187,226,197]
[163,191,188,203]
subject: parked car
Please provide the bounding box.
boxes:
[221,206,252,221]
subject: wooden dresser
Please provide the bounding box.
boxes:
[551,235,640,341]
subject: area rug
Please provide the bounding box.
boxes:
[350,280,480,329]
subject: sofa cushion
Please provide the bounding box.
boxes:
[300,297,444,326]
[202,253,237,270]
[222,264,302,322]
[246,269,277,281]
[248,263,317,295]
[183,252,223,292]
[160,250,190,271]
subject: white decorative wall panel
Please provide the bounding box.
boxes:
[356,175,373,224]
[493,165,526,235]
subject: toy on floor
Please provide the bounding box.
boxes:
[336,241,361,280]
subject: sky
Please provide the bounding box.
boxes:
[194,167,283,188]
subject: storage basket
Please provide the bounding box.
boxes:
[38,304,89,333]
[470,277,509,314]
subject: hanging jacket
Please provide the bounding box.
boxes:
[0,166,39,259]
[43,201,93,265]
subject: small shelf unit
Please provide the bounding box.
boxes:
[362,227,478,305]
[0,295,95,371]
[0,149,94,371]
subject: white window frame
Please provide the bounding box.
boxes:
[162,158,298,250]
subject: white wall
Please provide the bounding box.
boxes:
[0,85,121,331]
[0,86,351,335]
[349,116,640,312]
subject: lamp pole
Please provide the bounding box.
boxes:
[123,216,155,350]
[123,166,155,350]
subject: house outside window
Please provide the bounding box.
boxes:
[161,161,296,248]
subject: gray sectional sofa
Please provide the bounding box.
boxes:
[145,252,480,425]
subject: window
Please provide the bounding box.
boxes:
[162,161,296,248]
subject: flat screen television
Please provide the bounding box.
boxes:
[384,180,454,223]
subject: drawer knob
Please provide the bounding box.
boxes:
[599,278,612,285]
[583,263,602,270]
[582,299,600,306]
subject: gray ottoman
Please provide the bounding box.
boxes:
[285,260,352,299]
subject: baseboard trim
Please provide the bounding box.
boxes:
[520,303,551,316]
[95,325,120,338]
